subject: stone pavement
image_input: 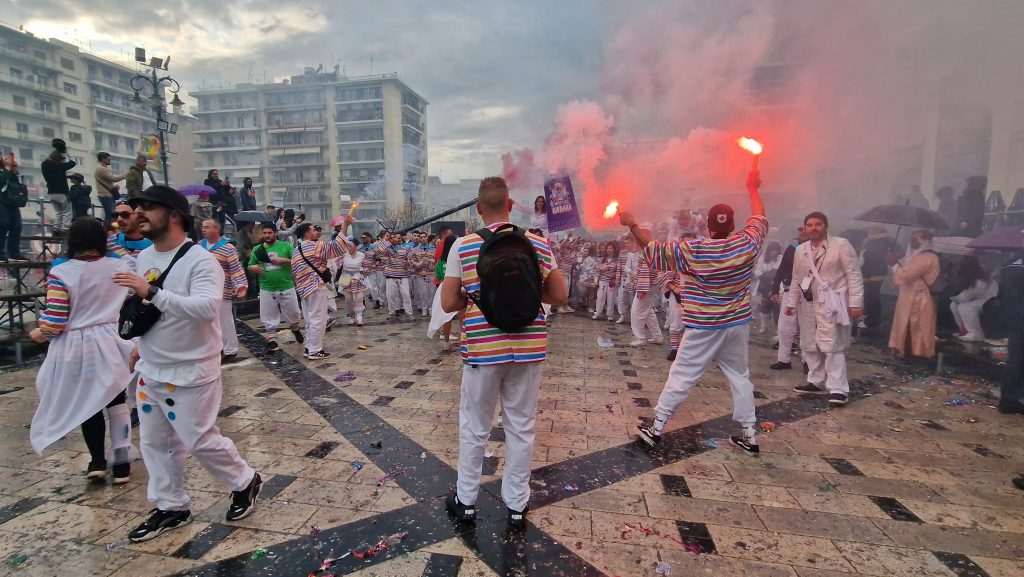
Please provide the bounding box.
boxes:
[0,304,1022,577]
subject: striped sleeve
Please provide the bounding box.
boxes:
[643,241,689,274]
[327,236,352,260]
[223,245,247,294]
[38,273,70,338]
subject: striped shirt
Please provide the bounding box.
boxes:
[38,273,70,339]
[635,255,673,293]
[415,244,436,277]
[292,237,352,298]
[643,215,768,329]
[596,257,619,284]
[201,238,247,301]
[359,243,379,274]
[374,240,413,278]
[446,223,556,365]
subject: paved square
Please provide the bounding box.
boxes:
[1,305,1022,577]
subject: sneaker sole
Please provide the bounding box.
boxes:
[828,399,849,406]
[129,516,192,543]
[728,437,760,454]
[636,432,659,448]
[226,478,262,522]
[793,388,828,395]
[86,471,107,480]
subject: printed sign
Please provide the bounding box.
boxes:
[544,175,581,233]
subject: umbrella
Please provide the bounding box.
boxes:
[178,184,216,197]
[966,226,1024,251]
[931,236,976,256]
[330,214,352,227]
[233,211,272,223]
[854,204,950,230]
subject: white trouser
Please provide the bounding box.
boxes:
[617,287,632,318]
[345,289,367,320]
[386,277,413,314]
[776,289,799,363]
[669,298,684,349]
[219,300,239,355]
[137,376,254,511]
[951,299,986,339]
[301,285,330,354]
[457,362,542,512]
[259,288,301,337]
[631,291,663,341]
[655,324,756,427]
[371,271,385,302]
[595,281,617,318]
[414,276,434,312]
[50,195,72,231]
[804,350,849,394]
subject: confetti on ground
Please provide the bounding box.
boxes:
[703,439,718,448]
[377,466,408,487]
[351,461,364,471]
[351,531,408,559]
[370,440,383,449]
[357,345,370,350]
[310,525,322,535]
[8,554,28,568]
[655,561,672,575]
[597,336,614,348]
[605,404,615,413]
[251,548,269,559]
[564,484,578,492]
[105,539,129,551]
[761,421,775,432]
[819,481,842,493]
[334,371,356,382]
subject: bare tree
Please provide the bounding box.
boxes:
[378,204,434,232]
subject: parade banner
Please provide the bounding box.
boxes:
[137,133,162,170]
[544,175,581,233]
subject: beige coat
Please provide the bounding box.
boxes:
[889,250,940,358]
[785,236,864,353]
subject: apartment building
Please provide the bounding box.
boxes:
[0,24,188,198]
[191,68,427,225]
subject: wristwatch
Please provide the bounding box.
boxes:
[146,286,160,300]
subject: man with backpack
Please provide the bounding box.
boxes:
[621,169,767,453]
[0,153,29,263]
[441,176,567,529]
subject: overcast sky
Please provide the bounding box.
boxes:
[8,0,615,181]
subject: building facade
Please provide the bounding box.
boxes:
[0,24,189,203]
[191,68,427,225]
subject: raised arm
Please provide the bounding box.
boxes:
[747,169,764,218]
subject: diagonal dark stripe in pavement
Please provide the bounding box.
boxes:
[167,323,606,577]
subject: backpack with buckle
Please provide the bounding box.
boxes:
[468,224,544,332]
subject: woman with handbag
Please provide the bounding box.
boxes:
[339,237,368,326]
[28,217,137,483]
[0,153,29,263]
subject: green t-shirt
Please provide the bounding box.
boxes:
[247,240,295,292]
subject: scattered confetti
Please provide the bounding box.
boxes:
[105,539,129,551]
[605,404,615,413]
[351,461,364,471]
[761,421,775,432]
[377,466,408,487]
[351,531,408,559]
[334,371,356,382]
[251,548,269,559]
[370,440,383,449]
[703,439,718,448]
[8,554,28,568]
[943,398,970,407]
[564,484,578,492]
[420,452,427,460]
[597,336,614,348]
[655,561,672,575]
[310,525,322,536]
[357,345,370,350]
[819,481,842,493]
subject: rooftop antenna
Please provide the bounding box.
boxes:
[369,54,373,75]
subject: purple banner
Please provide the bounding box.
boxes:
[544,175,581,233]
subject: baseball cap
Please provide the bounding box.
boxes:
[707,204,735,234]
[127,185,193,232]
[68,173,85,182]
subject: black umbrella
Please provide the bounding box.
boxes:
[854,204,950,230]
[233,210,273,223]
[966,226,1024,251]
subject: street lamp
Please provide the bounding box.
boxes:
[130,49,184,186]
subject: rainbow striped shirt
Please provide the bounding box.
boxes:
[292,237,352,298]
[38,274,70,339]
[643,215,768,329]
[201,238,247,301]
[374,240,413,278]
[454,224,556,365]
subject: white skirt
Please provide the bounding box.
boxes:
[427,287,459,339]
[31,323,136,454]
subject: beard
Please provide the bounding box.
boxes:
[139,214,170,240]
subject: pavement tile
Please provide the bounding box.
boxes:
[873,518,1024,559]
[708,525,855,572]
[753,505,894,544]
[657,548,799,577]
[899,499,1024,533]
[644,494,766,530]
[833,541,958,577]
[685,478,802,508]
[787,488,894,519]
[970,556,1024,577]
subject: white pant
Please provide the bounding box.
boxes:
[631,290,663,341]
[413,276,434,312]
[386,277,413,314]
[370,271,385,303]
[258,288,301,337]
[137,376,254,511]
[617,287,632,318]
[655,324,756,427]
[595,281,617,318]
[345,288,366,321]
[219,300,239,355]
[951,298,986,339]
[777,289,799,363]
[457,362,542,512]
[50,195,72,231]
[301,286,330,354]
[805,350,849,394]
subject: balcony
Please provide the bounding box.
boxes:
[194,103,259,114]
[402,120,424,133]
[269,157,326,167]
[90,96,152,120]
[270,178,330,187]
[264,100,325,111]
[196,142,262,151]
[267,143,325,154]
[0,128,49,145]
[94,119,143,138]
[0,71,61,96]
[4,103,60,120]
[85,73,135,94]
[193,126,262,134]
[0,46,59,71]
[266,122,325,133]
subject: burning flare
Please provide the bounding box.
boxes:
[347,201,360,217]
[737,137,763,155]
[603,201,620,219]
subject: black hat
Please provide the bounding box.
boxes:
[51,138,67,152]
[68,173,85,182]
[127,185,193,232]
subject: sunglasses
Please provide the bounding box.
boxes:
[114,211,134,219]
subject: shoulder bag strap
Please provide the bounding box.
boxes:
[298,242,328,277]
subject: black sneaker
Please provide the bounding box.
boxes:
[374,301,382,310]
[802,362,809,373]
[1013,476,1024,491]
[793,383,827,395]
[266,340,280,354]
[291,328,305,344]
[86,460,107,480]
[636,424,662,447]
[997,401,1024,415]
[508,506,529,529]
[729,435,760,454]
[445,491,476,522]
[128,509,192,542]
[770,361,792,370]
[226,472,262,521]
[130,407,140,428]
[326,317,337,332]
[828,393,849,406]
[667,349,677,361]
[112,462,131,485]
[306,350,330,359]
[221,353,240,365]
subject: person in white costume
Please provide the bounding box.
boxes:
[512,195,549,236]
[29,217,136,484]
[339,234,369,326]
[112,186,262,543]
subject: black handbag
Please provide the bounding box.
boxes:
[118,242,194,340]
[298,242,332,284]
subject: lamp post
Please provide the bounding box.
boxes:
[130,55,183,187]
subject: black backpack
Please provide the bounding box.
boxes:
[469,224,544,332]
[1,173,28,208]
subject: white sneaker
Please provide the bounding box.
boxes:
[347,317,355,325]
[648,338,664,345]
[628,339,648,348]
[616,317,625,324]
[562,306,576,313]
[592,314,600,320]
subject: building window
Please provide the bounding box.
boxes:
[9,68,22,79]
[42,127,55,138]
[12,95,26,106]
[33,50,46,61]
[16,122,28,134]
[237,116,245,128]
[19,148,33,161]
[65,107,81,119]
[68,132,83,143]
[60,57,75,70]
[63,82,78,95]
